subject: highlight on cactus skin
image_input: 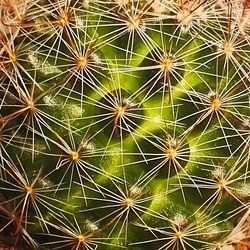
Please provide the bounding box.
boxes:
[0,0,250,249]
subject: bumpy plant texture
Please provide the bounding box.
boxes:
[0,0,250,249]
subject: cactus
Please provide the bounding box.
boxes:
[0,0,250,249]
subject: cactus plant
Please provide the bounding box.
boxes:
[0,0,250,249]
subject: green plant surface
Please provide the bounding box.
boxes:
[0,0,250,249]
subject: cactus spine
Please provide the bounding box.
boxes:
[0,0,250,249]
